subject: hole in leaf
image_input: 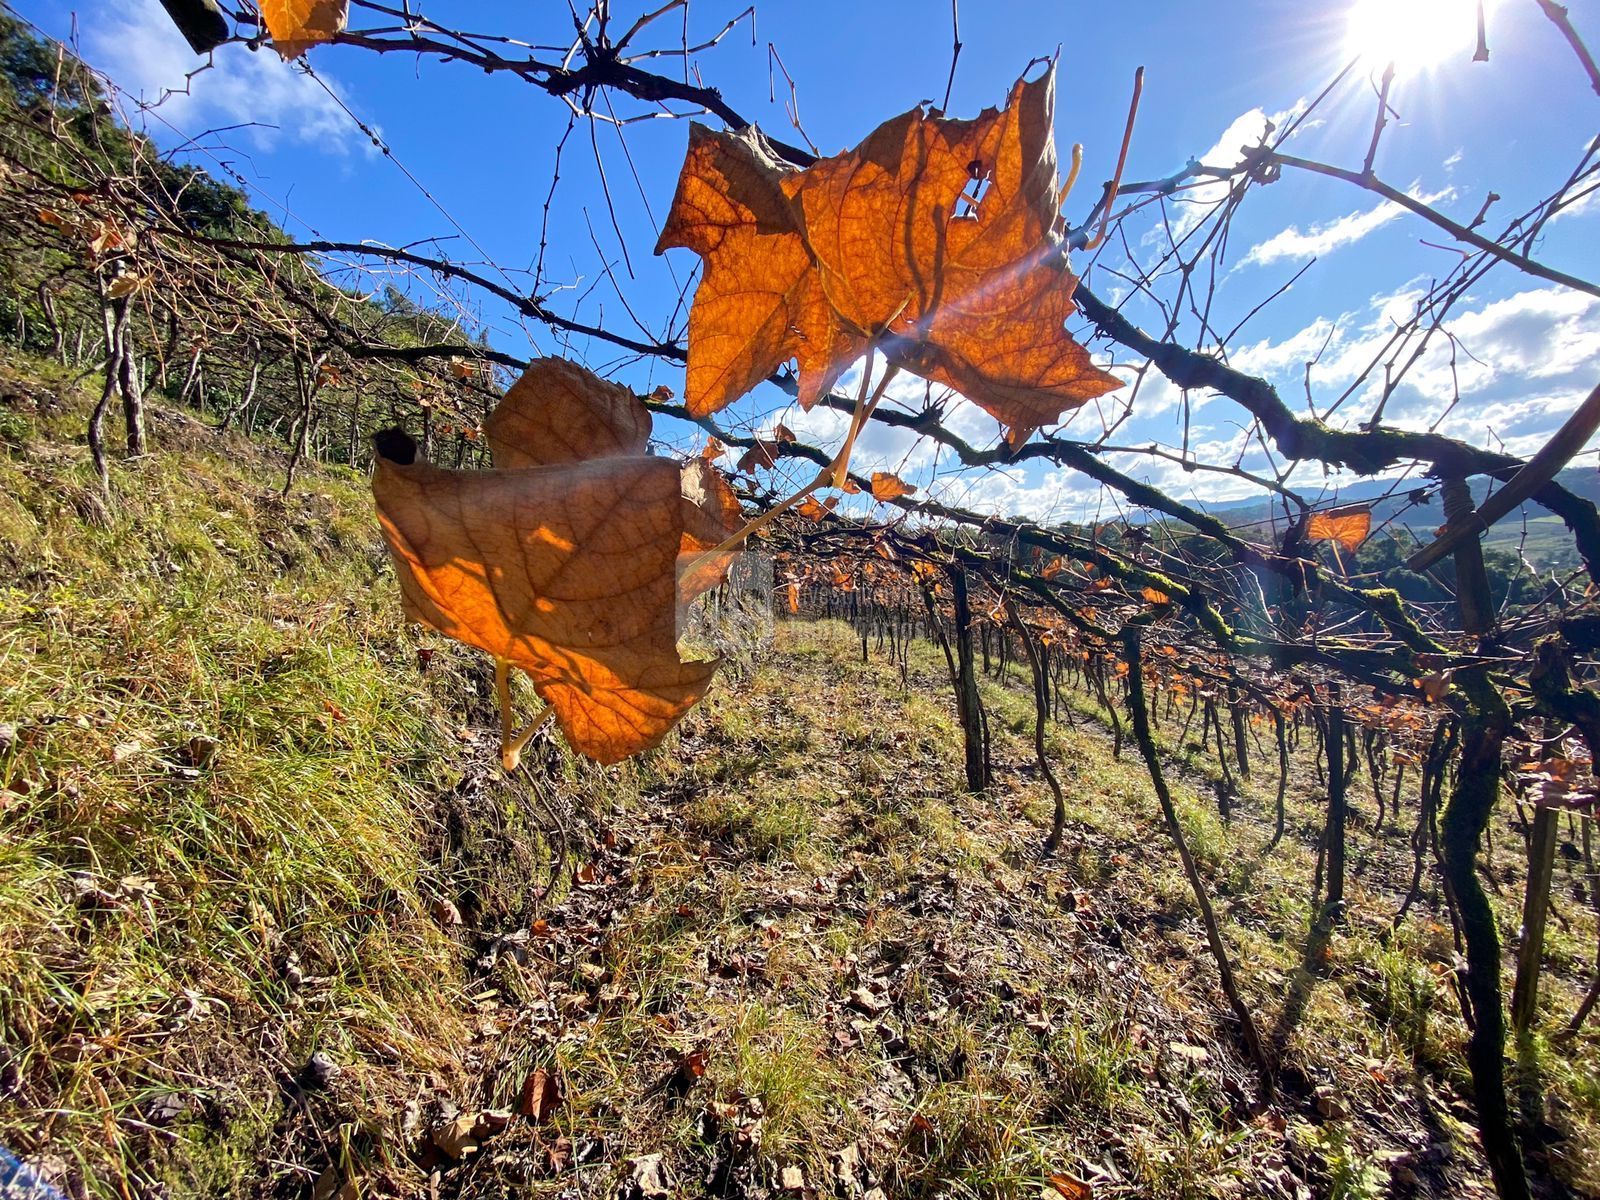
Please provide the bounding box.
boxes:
[955,159,992,218]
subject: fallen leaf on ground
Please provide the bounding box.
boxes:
[1044,1173,1093,1199]
[519,1067,563,1123]
[623,1154,673,1199]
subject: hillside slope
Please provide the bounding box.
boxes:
[1,355,1598,1199]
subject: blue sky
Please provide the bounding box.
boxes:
[19,0,1600,528]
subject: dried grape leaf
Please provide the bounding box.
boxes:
[372,446,716,764]
[486,357,651,469]
[657,66,1120,443]
[259,0,347,58]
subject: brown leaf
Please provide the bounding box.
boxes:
[669,1047,708,1095]
[870,471,916,501]
[103,274,146,300]
[259,0,348,58]
[432,1113,481,1160]
[736,439,785,474]
[487,357,651,469]
[372,451,717,764]
[542,1135,572,1175]
[1045,1173,1093,1199]
[1306,505,1373,553]
[657,66,1120,441]
[519,1067,563,1124]
[1140,586,1170,605]
[1418,670,1452,703]
[485,359,735,606]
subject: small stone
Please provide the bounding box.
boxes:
[780,1164,805,1190]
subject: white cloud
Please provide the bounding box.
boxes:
[1206,284,1600,444]
[1552,183,1598,222]
[1239,188,1453,268]
[1229,316,1338,377]
[81,0,361,154]
[1164,100,1307,240]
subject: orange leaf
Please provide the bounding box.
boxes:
[486,357,651,469]
[700,436,725,461]
[870,471,916,501]
[786,580,801,614]
[259,0,347,58]
[1045,1174,1093,1200]
[1417,670,1452,703]
[1306,505,1373,553]
[372,438,717,764]
[1141,586,1170,605]
[656,67,1120,440]
[654,125,857,416]
[484,358,736,604]
[87,220,131,257]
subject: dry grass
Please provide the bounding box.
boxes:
[0,354,1597,1199]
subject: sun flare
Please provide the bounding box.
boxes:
[1345,0,1496,74]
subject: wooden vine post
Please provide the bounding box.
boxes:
[1511,800,1560,1032]
[1322,681,1348,913]
[1432,477,1530,1200]
[949,563,991,793]
[1006,597,1067,854]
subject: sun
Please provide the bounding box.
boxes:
[1344,0,1497,74]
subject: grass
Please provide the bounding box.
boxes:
[0,356,537,1196]
[1,351,1598,1198]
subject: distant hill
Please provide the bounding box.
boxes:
[1183,466,1600,571]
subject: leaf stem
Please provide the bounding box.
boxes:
[687,348,899,571]
[503,706,556,772]
[1083,65,1144,252]
[494,656,556,771]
